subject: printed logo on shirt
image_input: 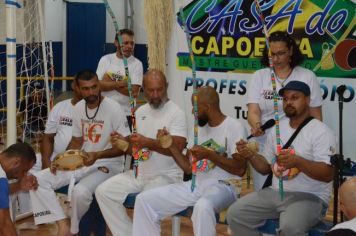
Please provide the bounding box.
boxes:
[262,89,282,100]
[106,71,127,82]
[59,116,73,126]
[141,116,146,120]
[82,120,104,143]
[34,210,51,218]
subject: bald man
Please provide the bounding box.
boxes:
[95,69,187,236]
[132,86,247,236]
[327,177,356,236]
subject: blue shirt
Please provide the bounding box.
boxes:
[0,164,9,209]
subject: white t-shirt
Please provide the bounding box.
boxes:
[72,97,130,165]
[329,218,356,233]
[135,100,187,180]
[247,66,323,124]
[188,116,246,183]
[44,99,74,161]
[96,53,143,115]
[262,118,336,204]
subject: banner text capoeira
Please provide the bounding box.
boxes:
[167,0,356,161]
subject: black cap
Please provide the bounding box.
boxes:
[279,81,311,96]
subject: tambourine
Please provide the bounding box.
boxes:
[271,148,300,180]
[52,150,89,171]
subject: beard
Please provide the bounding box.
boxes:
[198,114,209,127]
[284,105,297,117]
[84,92,100,105]
[148,96,168,109]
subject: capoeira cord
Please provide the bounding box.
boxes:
[103,0,139,177]
[179,6,198,192]
[254,0,284,200]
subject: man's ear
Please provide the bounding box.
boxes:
[11,157,21,168]
[114,40,119,48]
[205,103,211,112]
[305,96,311,105]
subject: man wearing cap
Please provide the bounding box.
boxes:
[227,81,336,236]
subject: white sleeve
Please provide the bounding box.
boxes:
[308,72,323,107]
[44,103,60,134]
[130,60,143,86]
[246,70,262,105]
[71,106,82,138]
[167,108,187,139]
[311,126,335,164]
[96,56,109,81]
[261,130,276,164]
[112,105,131,137]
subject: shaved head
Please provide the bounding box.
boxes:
[340,177,356,219]
[143,69,168,109]
[196,86,220,108]
[192,86,223,127]
[143,69,167,88]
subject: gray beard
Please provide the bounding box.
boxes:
[148,97,168,110]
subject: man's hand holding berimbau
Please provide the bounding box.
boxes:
[276,149,299,170]
[190,145,215,162]
[130,133,149,151]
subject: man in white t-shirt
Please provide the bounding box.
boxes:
[0,143,37,236]
[227,81,336,236]
[247,66,323,191]
[30,70,130,236]
[40,81,82,169]
[96,28,143,126]
[95,69,187,236]
[327,177,356,236]
[132,86,246,236]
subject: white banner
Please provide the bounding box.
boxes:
[167,0,356,161]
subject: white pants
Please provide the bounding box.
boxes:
[132,178,237,236]
[30,162,122,234]
[95,170,181,236]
